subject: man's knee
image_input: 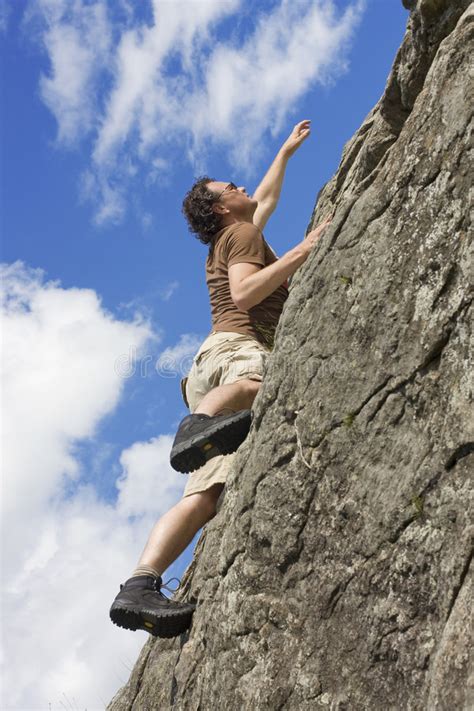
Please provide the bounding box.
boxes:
[238,377,261,398]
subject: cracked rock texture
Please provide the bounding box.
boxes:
[109,1,473,708]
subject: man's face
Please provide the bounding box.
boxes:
[208,181,258,222]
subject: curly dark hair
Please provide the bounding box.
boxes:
[182,176,223,246]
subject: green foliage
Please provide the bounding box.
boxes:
[338,275,353,286]
[411,495,424,517]
[343,412,356,427]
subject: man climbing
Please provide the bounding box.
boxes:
[109,120,331,638]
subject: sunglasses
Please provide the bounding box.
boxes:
[215,182,238,200]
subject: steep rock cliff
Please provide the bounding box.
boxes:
[110,1,473,708]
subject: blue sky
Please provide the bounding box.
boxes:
[1,1,408,708]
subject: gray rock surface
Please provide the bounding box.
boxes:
[109,1,473,708]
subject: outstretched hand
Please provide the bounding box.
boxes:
[281,120,311,157]
[297,215,333,259]
[307,215,332,241]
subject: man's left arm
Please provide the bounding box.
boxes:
[252,119,311,232]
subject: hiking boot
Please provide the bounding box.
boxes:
[170,410,252,473]
[109,575,195,638]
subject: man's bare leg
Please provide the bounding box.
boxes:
[140,382,260,573]
[111,385,260,634]
[136,483,224,575]
[110,485,225,634]
[194,378,260,416]
[110,490,224,635]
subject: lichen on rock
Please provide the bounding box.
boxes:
[109,1,473,708]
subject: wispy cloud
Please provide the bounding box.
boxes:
[159,279,179,301]
[0,0,11,34]
[28,0,364,223]
[156,332,204,378]
[116,280,180,329]
[1,261,186,709]
[35,0,112,145]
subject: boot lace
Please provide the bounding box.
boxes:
[158,576,181,596]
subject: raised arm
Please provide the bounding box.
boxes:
[252,120,311,232]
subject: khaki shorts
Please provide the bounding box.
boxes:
[181,331,270,497]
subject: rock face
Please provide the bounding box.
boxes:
[109,1,473,708]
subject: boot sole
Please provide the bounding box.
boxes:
[110,603,194,638]
[170,410,252,473]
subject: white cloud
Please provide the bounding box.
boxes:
[91,0,242,164]
[3,490,151,710]
[1,261,152,531]
[192,0,363,166]
[80,168,126,225]
[117,434,183,517]
[156,332,204,379]
[1,262,186,709]
[36,0,112,145]
[28,0,364,223]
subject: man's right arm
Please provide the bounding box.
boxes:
[229,217,332,311]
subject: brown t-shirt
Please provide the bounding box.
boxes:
[206,222,289,350]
